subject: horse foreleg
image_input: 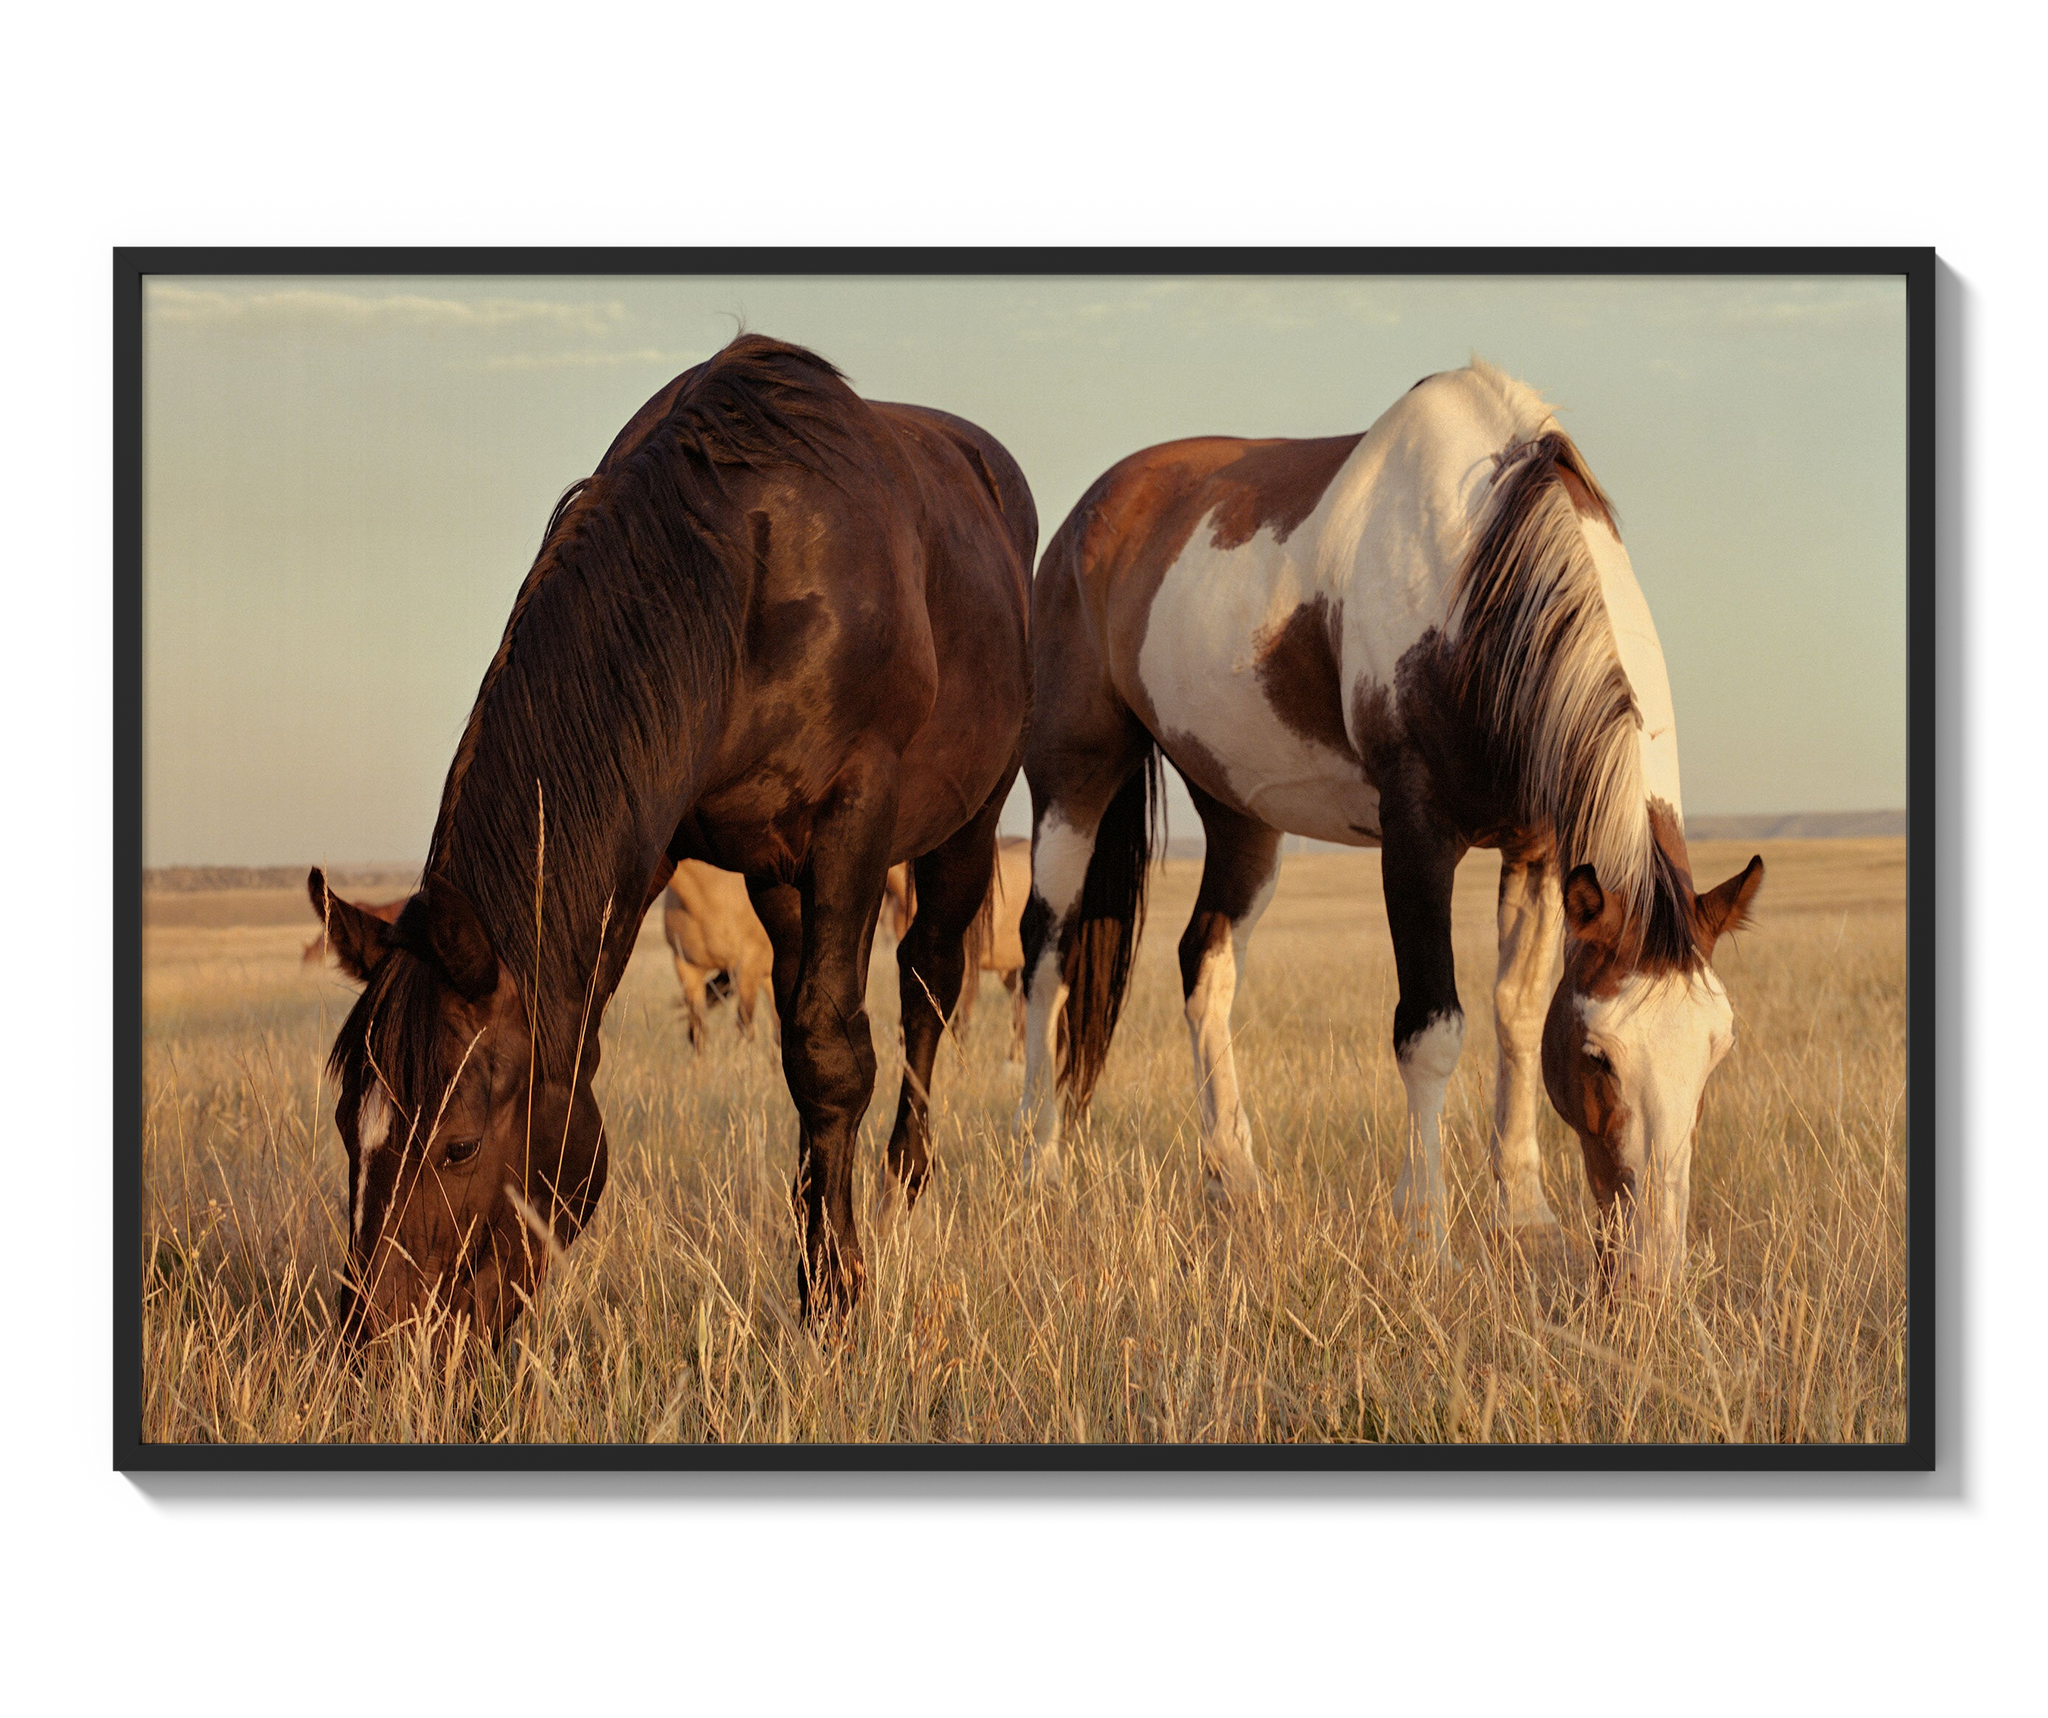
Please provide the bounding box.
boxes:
[674,956,711,1052]
[1381,794,1469,1261]
[1178,785,1282,1209]
[1491,841,1562,1234]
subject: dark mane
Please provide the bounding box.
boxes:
[348,335,875,1090]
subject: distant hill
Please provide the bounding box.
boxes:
[1682,810,1906,840]
[1163,809,1909,860]
[147,812,1907,888]
[145,864,421,895]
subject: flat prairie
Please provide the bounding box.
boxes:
[139,836,1907,1445]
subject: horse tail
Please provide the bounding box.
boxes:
[1056,745,1164,1116]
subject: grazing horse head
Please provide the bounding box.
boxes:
[310,868,608,1344]
[1542,830,1764,1288]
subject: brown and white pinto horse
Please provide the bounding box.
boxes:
[1018,361,1762,1285]
[312,335,1034,1335]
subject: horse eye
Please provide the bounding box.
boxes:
[442,1138,482,1167]
[1582,1045,1612,1073]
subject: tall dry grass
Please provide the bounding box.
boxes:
[139,840,1907,1445]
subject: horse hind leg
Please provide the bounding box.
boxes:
[883,793,1005,1221]
[1177,784,1282,1209]
[1004,969,1026,1066]
[1491,840,1562,1235]
[953,956,980,1040]
[1380,788,1469,1261]
[751,813,887,1325]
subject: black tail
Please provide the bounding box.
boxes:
[1056,747,1164,1115]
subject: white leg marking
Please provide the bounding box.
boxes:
[1391,1013,1464,1254]
[1183,871,1277,1205]
[1016,948,1071,1183]
[1013,810,1097,1185]
[1490,860,1562,1231]
[1029,812,1095,921]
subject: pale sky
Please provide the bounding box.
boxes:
[142,273,1908,866]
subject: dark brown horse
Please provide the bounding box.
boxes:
[311,335,1034,1337]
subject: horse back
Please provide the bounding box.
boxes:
[872,402,1039,577]
[683,395,1033,875]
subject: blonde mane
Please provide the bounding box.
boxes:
[1442,362,1699,967]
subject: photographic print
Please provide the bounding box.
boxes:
[117,252,1930,1465]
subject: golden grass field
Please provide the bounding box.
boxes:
[139,837,1906,1445]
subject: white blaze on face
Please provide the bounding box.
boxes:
[1578,970,1734,1279]
[353,1087,391,1243]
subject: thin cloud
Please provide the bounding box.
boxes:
[468,348,709,372]
[1531,277,1903,337]
[146,283,630,337]
[1013,278,1406,341]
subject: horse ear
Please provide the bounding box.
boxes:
[1561,864,1625,950]
[1697,855,1765,950]
[397,875,501,1003]
[306,867,397,983]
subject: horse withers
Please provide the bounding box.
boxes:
[313,335,1034,1338]
[1016,361,1761,1287]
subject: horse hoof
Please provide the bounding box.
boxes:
[872,1181,903,1232]
[1201,1161,1265,1215]
[1394,1213,1452,1270]
[1496,1216,1563,1245]
[1020,1149,1064,1191]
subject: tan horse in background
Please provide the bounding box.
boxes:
[886,836,1030,1062]
[663,861,776,1049]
